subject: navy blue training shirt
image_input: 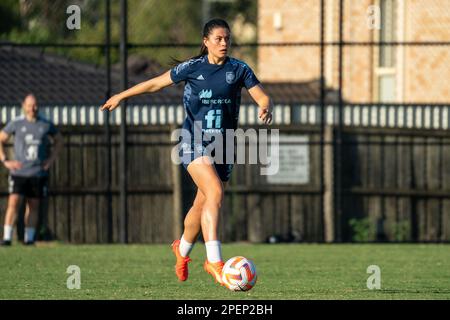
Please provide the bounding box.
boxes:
[170,55,260,136]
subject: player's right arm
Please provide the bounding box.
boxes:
[0,131,22,170]
[101,70,174,112]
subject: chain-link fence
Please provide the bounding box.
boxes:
[0,0,449,243]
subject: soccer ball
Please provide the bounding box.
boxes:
[221,256,257,291]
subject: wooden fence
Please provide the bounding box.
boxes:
[0,125,449,243]
[339,127,450,242]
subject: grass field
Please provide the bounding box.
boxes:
[0,243,449,300]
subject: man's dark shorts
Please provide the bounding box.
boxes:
[8,175,49,198]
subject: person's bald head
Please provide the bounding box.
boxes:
[22,94,38,120]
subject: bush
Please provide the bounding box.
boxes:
[348,217,376,242]
[390,220,411,242]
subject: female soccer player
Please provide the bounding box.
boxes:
[101,18,273,285]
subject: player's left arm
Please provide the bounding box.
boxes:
[43,131,64,171]
[248,84,273,125]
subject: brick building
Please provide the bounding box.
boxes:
[257,0,450,103]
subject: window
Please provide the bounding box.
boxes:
[375,0,397,102]
[379,0,396,68]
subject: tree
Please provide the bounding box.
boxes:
[0,0,21,35]
[1,0,257,68]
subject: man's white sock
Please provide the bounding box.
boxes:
[24,227,35,243]
[3,225,13,241]
[205,240,222,263]
[179,235,194,257]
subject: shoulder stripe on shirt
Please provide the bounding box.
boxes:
[175,56,205,75]
[229,57,250,69]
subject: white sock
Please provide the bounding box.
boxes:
[205,240,222,263]
[24,227,35,243]
[3,225,13,241]
[179,235,194,257]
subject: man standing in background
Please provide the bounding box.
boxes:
[0,94,63,246]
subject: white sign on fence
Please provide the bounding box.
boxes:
[267,135,309,184]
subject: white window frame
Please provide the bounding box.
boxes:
[373,0,404,103]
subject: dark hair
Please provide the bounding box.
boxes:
[171,18,230,65]
[197,18,230,58]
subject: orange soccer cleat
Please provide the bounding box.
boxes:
[171,240,192,282]
[203,260,225,285]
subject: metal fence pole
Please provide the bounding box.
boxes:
[119,0,128,244]
[335,0,344,242]
[105,0,113,243]
[320,0,332,242]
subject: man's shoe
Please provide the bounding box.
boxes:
[203,260,224,285]
[24,241,35,246]
[171,240,192,281]
[1,240,11,246]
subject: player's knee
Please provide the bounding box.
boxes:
[7,195,21,211]
[204,185,224,208]
[192,195,206,211]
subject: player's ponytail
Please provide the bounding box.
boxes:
[170,18,230,66]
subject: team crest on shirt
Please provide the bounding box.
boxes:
[226,72,235,84]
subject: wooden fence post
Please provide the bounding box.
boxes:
[170,125,183,240]
[323,125,335,242]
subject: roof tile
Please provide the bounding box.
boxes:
[0,46,335,106]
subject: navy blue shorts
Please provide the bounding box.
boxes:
[179,142,234,182]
